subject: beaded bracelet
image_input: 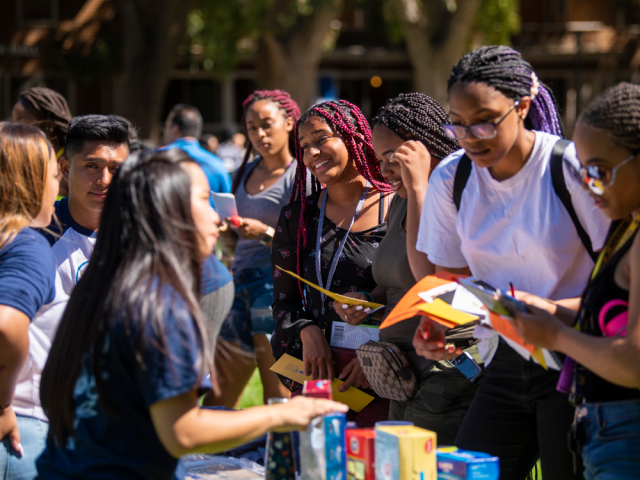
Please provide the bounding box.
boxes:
[0,403,11,411]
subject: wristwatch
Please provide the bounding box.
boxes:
[260,226,275,246]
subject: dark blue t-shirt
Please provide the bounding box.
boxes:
[36,284,211,480]
[0,228,55,319]
[40,197,94,247]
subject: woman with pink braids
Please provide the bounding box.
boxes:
[271,100,392,426]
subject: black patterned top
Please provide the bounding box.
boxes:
[270,189,388,390]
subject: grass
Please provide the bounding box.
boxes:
[237,368,264,409]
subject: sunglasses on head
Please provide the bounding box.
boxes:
[442,100,520,140]
[569,152,638,196]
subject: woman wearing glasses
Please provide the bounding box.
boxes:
[413,45,609,480]
[502,82,640,480]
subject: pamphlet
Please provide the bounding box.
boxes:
[270,354,374,412]
[330,321,380,349]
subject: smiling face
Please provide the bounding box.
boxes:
[448,82,529,168]
[298,116,359,185]
[245,100,293,159]
[180,162,220,260]
[62,141,128,218]
[372,124,407,197]
[573,120,640,219]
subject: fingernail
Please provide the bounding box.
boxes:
[364,308,372,314]
[17,444,24,457]
[342,304,348,309]
[356,306,363,311]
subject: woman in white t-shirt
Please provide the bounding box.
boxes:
[413,46,609,480]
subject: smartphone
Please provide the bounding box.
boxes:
[210,192,238,219]
[451,351,483,382]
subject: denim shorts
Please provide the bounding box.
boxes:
[0,415,48,480]
[219,267,275,353]
[578,398,640,480]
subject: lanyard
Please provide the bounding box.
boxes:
[591,215,640,280]
[315,182,370,315]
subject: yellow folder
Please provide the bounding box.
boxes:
[270,354,375,412]
[417,298,480,326]
[275,266,384,309]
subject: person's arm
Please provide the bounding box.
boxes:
[505,233,640,388]
[391,141,434,281]
[514,291,579,327]
[151,391,347,457]
[0,306,30,453]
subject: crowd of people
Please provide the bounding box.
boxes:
[0,44,639,480]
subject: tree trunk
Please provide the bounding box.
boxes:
[114,0,190,142]
[391,0,481,106]
[255,1,344,111]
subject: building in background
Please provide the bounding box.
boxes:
[2,0,640,137]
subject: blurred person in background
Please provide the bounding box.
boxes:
[199,133,220,155]
[12,87,73,199]
[211,90,300,408]
[216,127,247,173]
[0,123,60,479]
[162,104,231,194]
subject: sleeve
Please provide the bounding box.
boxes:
[270,203,314,362]
[416,156,469,268]
[0,231,56,319]
[138,298,206,407]
[562,143,611,251]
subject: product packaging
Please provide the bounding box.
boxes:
[303,379,334,400]
[436,448,499,480]
[346,429,376,480]
[300,412,347,480]
[375,426,436,480]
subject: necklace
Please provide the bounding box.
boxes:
[256,158,293,192]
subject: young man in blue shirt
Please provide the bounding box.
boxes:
[162,104,232,194]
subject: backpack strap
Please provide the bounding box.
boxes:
[550,138,598,262]
[453,154,472,212]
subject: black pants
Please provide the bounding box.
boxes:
[454,339,583,480]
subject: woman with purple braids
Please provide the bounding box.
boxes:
[270,100,392,426]
[413,46,609,479]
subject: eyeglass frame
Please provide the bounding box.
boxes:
[573,152,638,196]
[442,100,521,140]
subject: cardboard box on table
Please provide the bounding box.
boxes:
[300,412,347,480]
[346,429,376,480]
[375,426,437,480]
[436,448,499,480]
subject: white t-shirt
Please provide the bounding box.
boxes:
[418,131,610,301]
[13,227,96,422]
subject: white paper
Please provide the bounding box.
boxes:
[330,322,380,349]
[417,282,458,303]
[451,285,487,318]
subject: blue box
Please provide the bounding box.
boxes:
[436,448,499,480]
[300,412,347,480]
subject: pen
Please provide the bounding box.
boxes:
[509,282,516,298]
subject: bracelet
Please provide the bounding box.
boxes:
[358,291,374,303]
[0,403,11,411]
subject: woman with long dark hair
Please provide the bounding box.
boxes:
[36,149,346,479]
[12,87,72,198]
[271,100,392,426]
[0,122,59,479]
[413,45,610,479]
[214,90,300,408]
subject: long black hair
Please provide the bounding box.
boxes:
[41,149,212,445]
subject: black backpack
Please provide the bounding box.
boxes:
[452,138,598,263]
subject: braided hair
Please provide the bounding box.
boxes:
[291,100,392,303]
[18,87,73,150]
[371,93,460,161]
[448,45,565,138]
[231,90,301,194]
[579,82,640,152]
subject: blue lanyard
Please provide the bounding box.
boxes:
[315,183,370,315]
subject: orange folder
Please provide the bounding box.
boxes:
[380,272,463,330]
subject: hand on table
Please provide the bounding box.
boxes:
[338,358,370,392]
[300,325,335,380]
[412,317,462,361]
[333,292,372,326]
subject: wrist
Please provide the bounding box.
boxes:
[0,403,12,415]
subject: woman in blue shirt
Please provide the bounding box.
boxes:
[0,122,59,480]
[37,149,346,480]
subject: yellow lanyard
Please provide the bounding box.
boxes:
[591,215,640,280]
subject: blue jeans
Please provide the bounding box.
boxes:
[578,398,640,480]
[0,415,48,480]
[219,267,275,353]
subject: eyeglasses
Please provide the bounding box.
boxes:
[442,101,520,140]
[572,153,637,196]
